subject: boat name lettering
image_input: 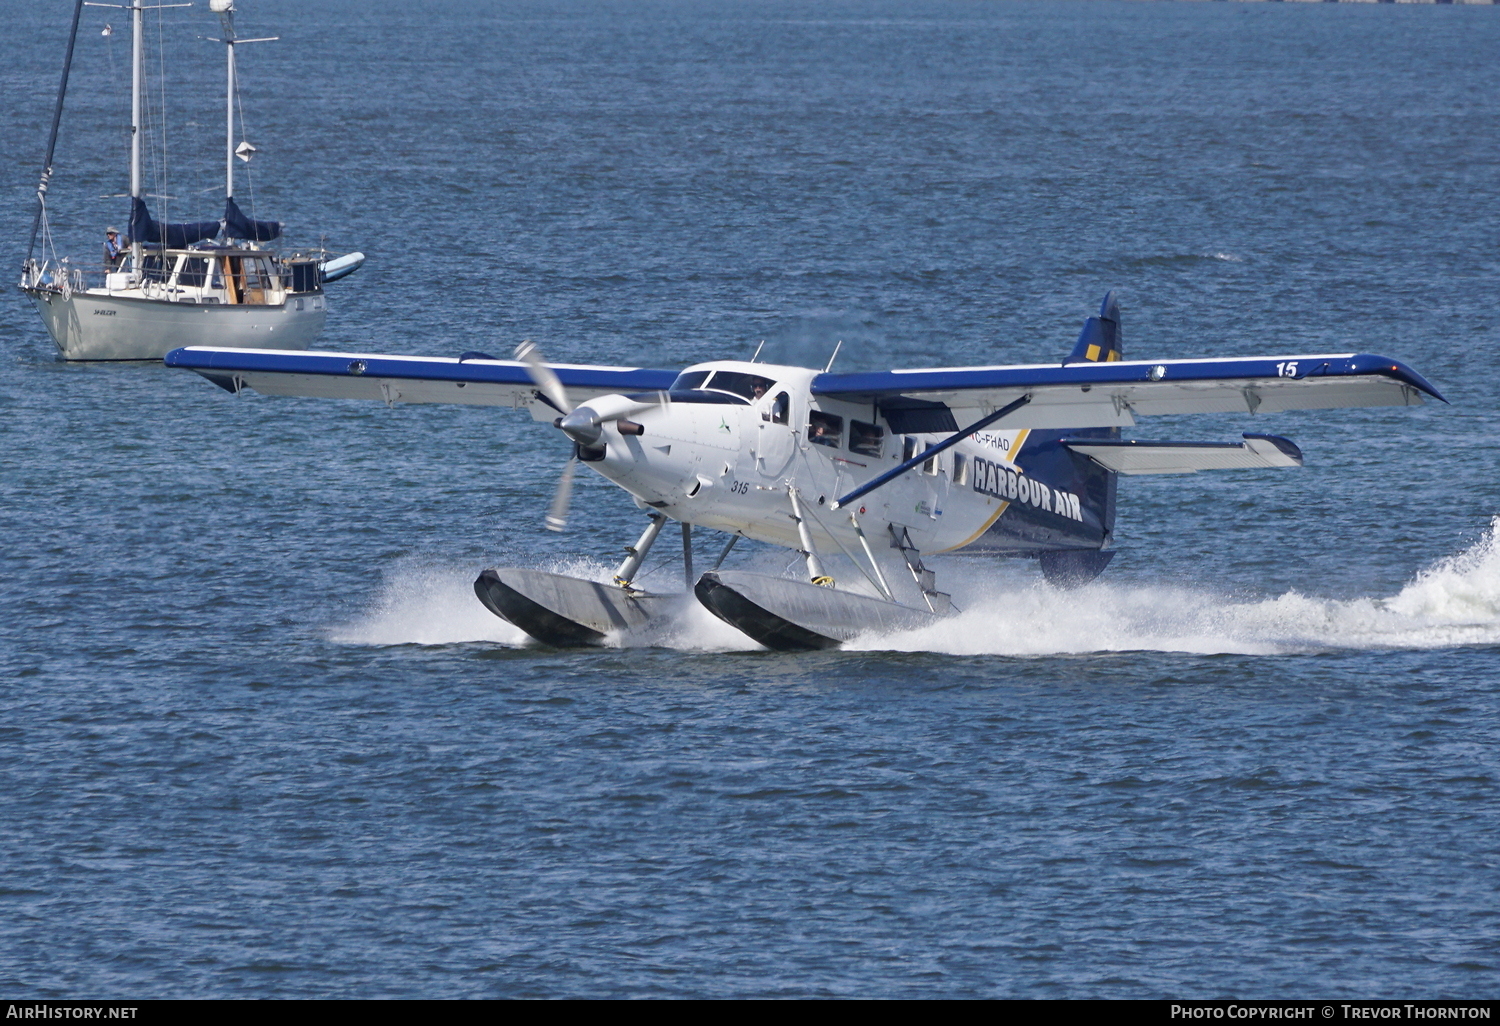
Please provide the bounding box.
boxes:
[971,456,1083,522]
[92,308,116,316]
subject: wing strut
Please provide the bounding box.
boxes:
[831,394,1032,510]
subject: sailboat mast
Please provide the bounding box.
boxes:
[25,0,85,267]
[223,4,235,201]
[129,0,143,268]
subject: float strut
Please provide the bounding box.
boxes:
[787,487,832,587]
[849,512,894,602]
[712,533,739,570]
[681,522,695,589]
[613,513,666,589]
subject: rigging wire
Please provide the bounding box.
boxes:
[153,1,170,225]
[234,55,256,220]
[25,0,85,269]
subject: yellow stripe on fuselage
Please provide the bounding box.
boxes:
[941,428,1032,552]
[943,500,1009,552]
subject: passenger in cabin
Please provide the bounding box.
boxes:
[807,410,842,447]
[103,228,126,269]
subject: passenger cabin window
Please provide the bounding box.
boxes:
[902,436,919,462]
[952,453,969,486]
[922,448,939,475]
[808,410,842,447]
[849,420,883,457]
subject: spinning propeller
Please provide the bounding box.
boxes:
[514,340,578,532]
[514,340,656,532]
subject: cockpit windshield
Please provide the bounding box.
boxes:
[668,369,776,401]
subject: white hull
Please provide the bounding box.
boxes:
[25,287,327,362]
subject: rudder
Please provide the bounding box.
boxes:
[1063,290,1123,365]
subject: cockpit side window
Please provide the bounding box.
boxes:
[770,392,789,425]
[808,410,842,447]
[670,370,711,391]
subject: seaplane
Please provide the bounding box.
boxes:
[165,292,1445,650]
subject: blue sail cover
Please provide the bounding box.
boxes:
[224,196,281,242]
[129,197,220,247]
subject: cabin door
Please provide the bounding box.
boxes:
[756,389,797,479]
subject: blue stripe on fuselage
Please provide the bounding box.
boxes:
[963,427,1116,554]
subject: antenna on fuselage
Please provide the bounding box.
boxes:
[750,340,764,363]
[824,340,843,373]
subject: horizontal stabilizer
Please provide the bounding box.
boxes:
[164,346,677,417]
[1063,433,1303,475]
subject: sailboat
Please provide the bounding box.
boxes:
[19,0,363,362]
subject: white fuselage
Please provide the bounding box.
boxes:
[568,361,1085,557]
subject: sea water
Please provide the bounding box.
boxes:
[2,0,1498,998]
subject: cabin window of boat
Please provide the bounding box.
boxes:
[142,254,167,282]
[849,420,883,457]
[771,392,789,425]
[808,410,842,447]
[952,453,969,487]
[176,257,209,288]
[243,259,274,289]
[670,371,711,391]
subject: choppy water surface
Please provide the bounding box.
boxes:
[3,0,1499,999]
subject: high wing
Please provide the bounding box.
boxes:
[813,353,1445,430]
[164,346,678,420]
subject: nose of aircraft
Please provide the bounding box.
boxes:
[557,407,603,446]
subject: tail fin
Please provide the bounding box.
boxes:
[1062,291,1122,365]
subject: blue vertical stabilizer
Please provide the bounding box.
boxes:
[1063,290,1123,365]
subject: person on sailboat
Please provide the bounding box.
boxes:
[103,227,127,269]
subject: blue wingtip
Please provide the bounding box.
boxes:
[1356,354,1448,404]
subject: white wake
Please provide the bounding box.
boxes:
[332,519,1500,656]
[853,516,1500,656]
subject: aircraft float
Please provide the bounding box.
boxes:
[166,293,1444,650]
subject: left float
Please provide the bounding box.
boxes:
[18,0,364,362]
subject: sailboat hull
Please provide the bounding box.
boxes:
[25,287,327,362]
